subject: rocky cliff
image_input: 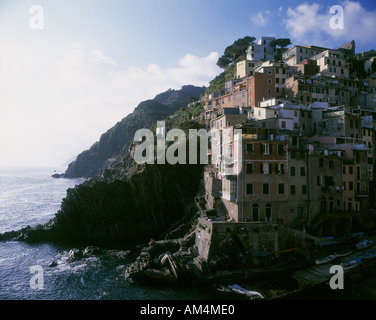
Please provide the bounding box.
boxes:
[64,85,206,178]
[1,162,204,245]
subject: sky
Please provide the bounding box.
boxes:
[0,0,376,168]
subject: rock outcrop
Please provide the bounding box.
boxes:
[1,163,204,245]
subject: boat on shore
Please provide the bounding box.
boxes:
[358,249,376,260]
[315,254,336,265]
[341,257,361,270]
[356,240,373,250]
[334,249,353,257]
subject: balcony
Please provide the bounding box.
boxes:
[321,186,342,194]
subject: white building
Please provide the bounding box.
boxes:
[310,49,349,78]
[365,57,376,74]
[246,36,276,61]
[283,45,328,66]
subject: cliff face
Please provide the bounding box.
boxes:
[64,85,206,178]
[6,163,203,245]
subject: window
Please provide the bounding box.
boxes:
[260,163,264,174]
[246,183,253,195]
[267,70,272,75]
[319,158,324,168]
[278,144,284,155]
[300,167,306,176]
[246,143,254,154]
[290,185,296,195]
[329,160,334,168]
[262,183,269,194]
[343,182,346,191]
[349,181,354,191]
[343,166,346,174]
[268,79,272,85]
[290,167,296,176]
[349,166,353,174]
[281,121,286,128]
[278,183,284,194]
[246,163,253,174]
[260,144,270,155]
[356,166,360,180]
[302,185,307,194]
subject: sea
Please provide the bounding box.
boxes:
[0,167,374,302]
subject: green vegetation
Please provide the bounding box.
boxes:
[270,38,292,61]
[356,49,376,60]
[205,63,236,95]
[216,36,256,69]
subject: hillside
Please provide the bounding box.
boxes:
[63,85,206,178]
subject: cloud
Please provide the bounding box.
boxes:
[284,1,376,47]
[0,39,220,167]
[251,11,271,26]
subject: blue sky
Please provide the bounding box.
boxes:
[1,0,376,167]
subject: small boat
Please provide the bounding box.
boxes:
[358,249,376,260]
[315,254,337,265]
[341,257,361,270]
[352,232,364,239]
[275,247,298,254]
[355,240,373,250]
[214,284,264,300]
[228,284,264,300]
[318,240,339,248]
[251,251,271,256]
[334,249,353,257]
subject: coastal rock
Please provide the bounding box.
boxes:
[52,173,65,178]
[1,162,203,245]
[83,246,100,256]
[49,260,58,268]
[144,268,178,284]
[68,248,83,261]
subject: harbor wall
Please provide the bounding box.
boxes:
[195,218,322,262]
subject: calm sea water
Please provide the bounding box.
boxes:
[0,167,219,300]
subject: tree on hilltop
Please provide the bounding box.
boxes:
[216,36,256,69]
[270,38,292,61]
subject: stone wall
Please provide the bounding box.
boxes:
[195,218,323,263]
